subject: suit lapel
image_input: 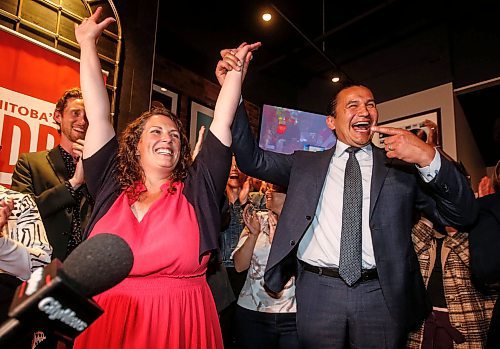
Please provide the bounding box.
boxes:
[47,147,68,183]
[369,145,391,219]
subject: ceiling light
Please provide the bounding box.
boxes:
[262,13,272,22]
[331,76,340,83]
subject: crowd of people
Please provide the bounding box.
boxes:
[0,7,499,349]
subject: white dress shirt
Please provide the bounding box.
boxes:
[297,140,441,269]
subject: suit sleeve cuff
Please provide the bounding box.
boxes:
[417,148,441,183]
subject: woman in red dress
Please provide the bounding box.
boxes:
[73,8,260,348]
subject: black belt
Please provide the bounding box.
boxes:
[300,261,378,282]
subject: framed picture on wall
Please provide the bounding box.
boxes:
[373,108,442,148]
[189,100,214,149]
[152,84,179,114]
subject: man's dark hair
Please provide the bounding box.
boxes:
[55,88,83,115]
[326,83,369,117]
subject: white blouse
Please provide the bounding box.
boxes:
[0,186,52,280]
[232,211,296,313]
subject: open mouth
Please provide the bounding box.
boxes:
[155,148,173,155]
[229,169,240,179]
[352,121,371,132]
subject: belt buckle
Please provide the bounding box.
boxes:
[317,267,323,276]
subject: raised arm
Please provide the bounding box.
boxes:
[210,42,261,146]
[214,46,293,187]
[75,7,116,158]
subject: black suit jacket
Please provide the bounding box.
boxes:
[231,103,477,330]
[469,193,500,348]
[10,148,92,260]
[469,193,500,287]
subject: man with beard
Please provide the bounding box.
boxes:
[11,88,92,261]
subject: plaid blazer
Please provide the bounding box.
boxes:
[407,220,497,348]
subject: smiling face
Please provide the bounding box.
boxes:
[227,156,246,189]
[137,114,181,178]
[265,185,286,214]
[55,98,88,143]
[326,85,378,147]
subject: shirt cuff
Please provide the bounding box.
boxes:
[417,148,441,183]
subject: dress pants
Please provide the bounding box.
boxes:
[235,305,299,349]
[295,264,406,348]
[219,267,248,349]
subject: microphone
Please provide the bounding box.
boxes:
[0,233,134,346]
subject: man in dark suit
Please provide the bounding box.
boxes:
[11,88,92,261]
[216,51,477,348]
[470,161,500,348]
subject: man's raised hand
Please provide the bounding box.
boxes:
[215,42,261,86]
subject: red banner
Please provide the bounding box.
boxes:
[0,28,80,186]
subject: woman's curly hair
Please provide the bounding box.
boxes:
[115,106,192,198]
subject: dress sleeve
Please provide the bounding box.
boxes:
[83,136,119,199]
[191,130,232,202]
[186,131,232,254]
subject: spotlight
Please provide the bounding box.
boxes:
[262,13,272,22]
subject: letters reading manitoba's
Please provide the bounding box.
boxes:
[0,28,80,187]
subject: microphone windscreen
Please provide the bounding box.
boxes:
[59,233,134,297]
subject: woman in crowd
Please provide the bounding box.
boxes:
[232,184,299,349]
[73,8,260,348]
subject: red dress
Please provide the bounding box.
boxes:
[73,181,223,348]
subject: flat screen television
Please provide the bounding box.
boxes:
[259,104,336,154]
